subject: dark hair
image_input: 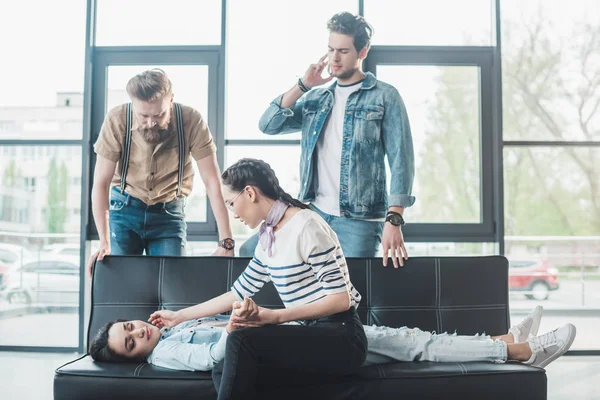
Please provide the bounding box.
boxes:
[327,12,374,53]
[89,319,136,363]
[222,158,309,210]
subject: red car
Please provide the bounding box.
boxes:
[509,259,560,300]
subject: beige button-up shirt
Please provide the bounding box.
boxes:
[93,103,216,205]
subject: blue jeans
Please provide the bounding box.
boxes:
[109,187,187,256]
[238,205,384,257]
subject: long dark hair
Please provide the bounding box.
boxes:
[222,158,309,210]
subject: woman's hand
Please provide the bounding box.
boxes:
[148,309,181,328]
[231,306,280,328]
[232,296,259,320]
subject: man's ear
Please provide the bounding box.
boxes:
[359,44,370,60]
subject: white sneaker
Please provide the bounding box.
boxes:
[525,323,577,369]
[509,305,543,343]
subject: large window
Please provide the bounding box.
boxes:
[501,0,600,350]
[366,0,495,46]
[1,0,597,354]
[377,65,482,224]
[226,0,358,141]
[0,0,86,350]
[0,146,82,348]
[96,0,222,46]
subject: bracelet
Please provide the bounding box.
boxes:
[297,78,311,93]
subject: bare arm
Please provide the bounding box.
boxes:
[280,54,333,109]
[86,155,117,277]
[231,292,350,328]
[149,291,237,327]
[196,154,233,256]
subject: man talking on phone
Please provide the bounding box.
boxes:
[247,12,415,268]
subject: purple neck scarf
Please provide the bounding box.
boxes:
[259,200,290,257]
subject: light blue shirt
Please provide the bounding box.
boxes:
[146,315,229,371]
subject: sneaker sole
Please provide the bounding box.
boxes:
[536,324,576,369]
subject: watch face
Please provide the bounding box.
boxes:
[221,238,235,250]
[387,214,403,226]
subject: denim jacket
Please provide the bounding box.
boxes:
[259,72,415,219]
[146,316,229,371]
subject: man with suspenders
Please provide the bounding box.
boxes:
[86,69,234,277]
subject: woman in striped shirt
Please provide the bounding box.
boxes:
[149,158,367,400]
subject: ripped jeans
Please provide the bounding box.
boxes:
[364,325,508,365]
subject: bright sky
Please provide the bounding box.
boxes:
[1,0,596,108]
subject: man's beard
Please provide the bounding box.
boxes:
[141,111,172,144]
[335,67,358,81]
[142,127,171,144]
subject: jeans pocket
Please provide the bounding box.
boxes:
[109,199,126,211]
[162,204,185,218]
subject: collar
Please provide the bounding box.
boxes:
[325,71,377,93]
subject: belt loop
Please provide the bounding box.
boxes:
[125,193,131,206]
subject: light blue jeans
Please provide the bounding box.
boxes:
[363,325,508,365]
[238,205,384,257]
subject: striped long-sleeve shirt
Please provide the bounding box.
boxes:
[232,209,361,309]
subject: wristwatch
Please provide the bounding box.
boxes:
[220,238,236,250]
[385,212,405,227]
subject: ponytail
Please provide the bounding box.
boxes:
[222,158,309,209]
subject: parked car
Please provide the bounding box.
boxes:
[42,243,80,265]
[0,243,36,268]
[0,260,8,287]
[0,257,79,305]
[508,259,559,300]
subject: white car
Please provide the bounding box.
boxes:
[42,243,80,265]
[0,243,36,268]
[0,256,79,305]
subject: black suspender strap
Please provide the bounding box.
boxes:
[174,103,185,198]
[119,103,185,199]
[120,103,133,194]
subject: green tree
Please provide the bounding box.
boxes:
[47,158,69,233]
[416,3,599,239]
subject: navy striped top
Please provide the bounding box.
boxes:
[232,210,361,309]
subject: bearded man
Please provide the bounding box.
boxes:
[87,69,234,276]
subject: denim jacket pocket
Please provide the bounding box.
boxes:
[354,105,384,143]
[302,101,320,136]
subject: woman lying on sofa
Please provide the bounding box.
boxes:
[90,158,575,399]
[89,303,575,371]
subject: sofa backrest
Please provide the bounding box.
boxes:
[88,256,510,347]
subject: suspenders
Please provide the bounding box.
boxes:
[120,103,185,199]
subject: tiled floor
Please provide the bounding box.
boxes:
[0,352,598,400]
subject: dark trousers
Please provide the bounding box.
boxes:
[212,307,367,400]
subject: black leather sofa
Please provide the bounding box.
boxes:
[54,256,547,399]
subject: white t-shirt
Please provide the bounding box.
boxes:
[232,209,361,309]
[313,81,362,216]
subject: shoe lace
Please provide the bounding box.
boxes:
[530,330,557,354]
